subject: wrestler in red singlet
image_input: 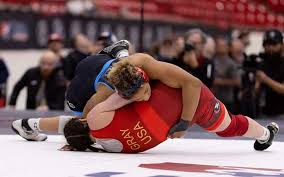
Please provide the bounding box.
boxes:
[90,82,226,153]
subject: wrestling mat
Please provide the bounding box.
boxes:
[0,110,283,177]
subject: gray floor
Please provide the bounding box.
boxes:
[1,109,284,141]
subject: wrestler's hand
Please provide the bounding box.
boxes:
[58,145,77,151]
[168,119,189,139]
[168,131,187,139]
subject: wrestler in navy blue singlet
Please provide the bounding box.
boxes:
[66,54,117,116]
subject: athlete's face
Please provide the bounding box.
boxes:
[264,43,282,55]
[131,83,151,101]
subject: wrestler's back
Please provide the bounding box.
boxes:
[91,82,183,153]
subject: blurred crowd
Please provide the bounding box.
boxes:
[150,28,284,118]
[0,28,284,118]
[0,31,119,111]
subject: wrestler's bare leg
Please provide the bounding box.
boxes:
[12,86,112,141]
[11,116,74,141]
[210,108,266,139]
[206,106,279,151]
[39,117,60,132]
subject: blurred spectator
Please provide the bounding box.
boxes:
[238,31,250,48]
[229,39,247,114]
[229,39,246,66]
[9,51,66,111]
[48,33,65,65]
[174,36,185,55]
[183,29,215,88]
[170,43,198,74]
[148,43,159,58]
[184,29,205,54]
[232,30,250,49]
[91,32,118,54]
[255,29,284,116]
[213,36,241,112]
[202,36,216,60]
[0,57,9,107]
[282,42,284,57]
[64,33,92,81]
[156,38,176,62]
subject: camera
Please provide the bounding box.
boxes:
[184,43,195,52]
[242,54,264,73]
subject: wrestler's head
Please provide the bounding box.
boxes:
[107,59,151,101]
[63,118,95,151]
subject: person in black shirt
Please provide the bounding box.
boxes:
[92,32,118,54]
[171,31,215,88]
[64,34,92,81]
[9,51,66,110]
[0,58,9,84]
[0,57,9,107]
[183,29,215,88]
[255,29,284,116]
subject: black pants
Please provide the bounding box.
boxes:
[65,54,112,113]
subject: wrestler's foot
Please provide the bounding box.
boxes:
[254,122,279,151]
[11,119,47,141]
[98,40,130,59]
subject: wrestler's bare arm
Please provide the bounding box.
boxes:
[92,93,133,112]
[129,53,202,122]
[87,93,133,130]
[83,84,114,117]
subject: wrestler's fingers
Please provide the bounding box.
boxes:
[172,131,186,138]
[168,133,179,139]
[58,144,76,151]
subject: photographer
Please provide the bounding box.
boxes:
[170,42,198,74]
[255,29,284,116]
[179,29,215,88]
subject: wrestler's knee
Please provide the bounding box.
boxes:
[216,114,249,137]
[210,108,231,132]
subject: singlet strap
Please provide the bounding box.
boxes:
[94,59,116,91]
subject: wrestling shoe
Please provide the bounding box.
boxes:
[254,122,279,151]
[98,40,130,59]
[11,119,47,141]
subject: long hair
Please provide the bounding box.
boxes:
[63,118,102,152]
